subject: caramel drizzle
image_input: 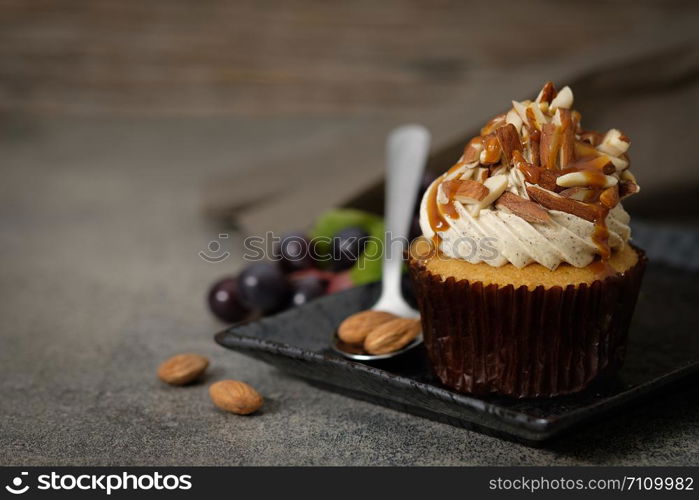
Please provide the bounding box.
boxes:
[425,175,456,247]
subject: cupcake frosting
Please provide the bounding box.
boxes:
[419,82,640,270]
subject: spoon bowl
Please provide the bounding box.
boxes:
[331,332,423,361]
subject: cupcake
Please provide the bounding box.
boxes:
[408,82,646,398]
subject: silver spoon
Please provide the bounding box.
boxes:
[332,124,431,361]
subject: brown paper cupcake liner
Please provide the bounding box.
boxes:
[408,247,647,398]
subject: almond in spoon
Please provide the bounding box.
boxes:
[364,317,421,355]
[338,310,397,345]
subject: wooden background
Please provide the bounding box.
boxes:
[0,0,697,232]
[0,0,694,115]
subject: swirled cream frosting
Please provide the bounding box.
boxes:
[419,82,640,270]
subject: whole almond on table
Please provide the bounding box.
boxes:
[364,317,421,355]
[337,310,397,345]
[209,380,263,415]
[157,353,209,386]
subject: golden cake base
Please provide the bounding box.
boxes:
[410,238,639,290]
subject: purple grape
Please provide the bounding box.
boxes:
[208,277,251,323]
[236,262,291,314]
[331,226,369,271]
[290,276,326,307]
[275,232,315,273]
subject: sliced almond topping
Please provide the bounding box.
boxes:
[515,164,538,188]
[540,123,562,169]
[600,185,620,209]
[478,174,508,208]
[571,110,582,131]
[511,150,529,169]
[480,114,506,136]
[512,100,530,125]
[479,133,502,165]
[556,171,618,189]
[609,155,629,171]
[559,187,594,201]
[528,127,541,166]
[489,165,507,177]
[468,174,509,216]
[579,130,603,146]
[526,184,605,222]
[495,123,522,166]
[445,163,469,181]
[496,191,551,224]
[597,128,630,156]
[574,140,598,158]
[535,82,557,104]
[539,169,563,192]
[619,181,640,198]
[528,101,549,129]
[443,179,489,204]
[463,137,484,163]
[549,85,573,110]
[505,108,523,132]
[567,155,615,174]
[515,160,561,191]
[517,165,538,184]
[556,109,575,168]
[475,167,489,183]
[459,168,475,181]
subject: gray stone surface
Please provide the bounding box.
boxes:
[1,115,697,466]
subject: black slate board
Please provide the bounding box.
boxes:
[215,261,699,445]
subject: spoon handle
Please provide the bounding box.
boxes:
[375,125,430,315]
